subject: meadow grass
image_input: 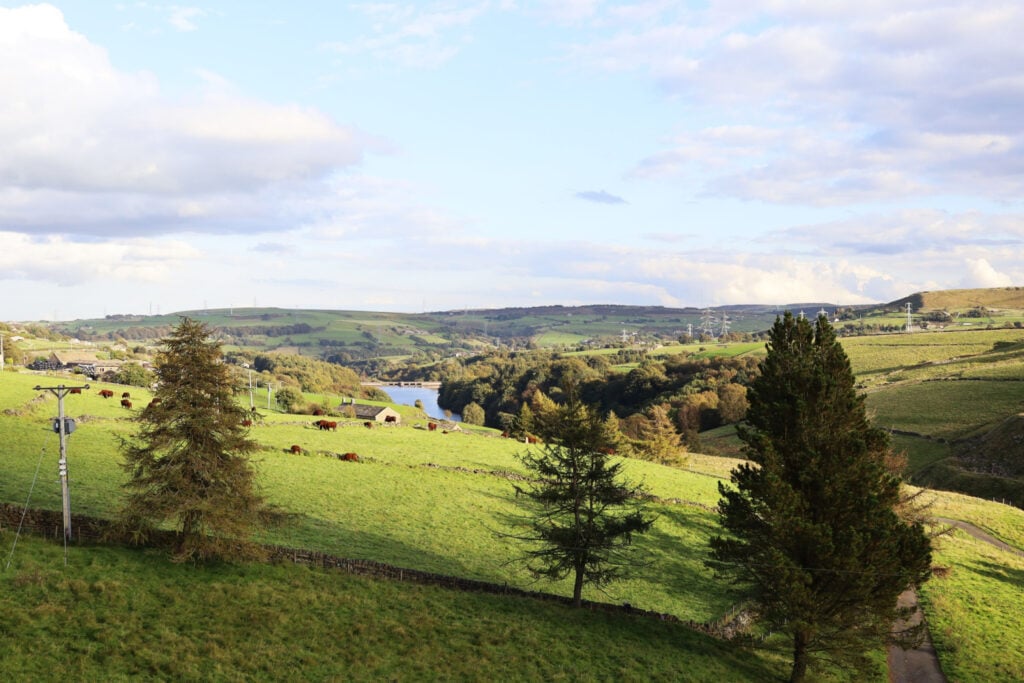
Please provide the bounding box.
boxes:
[0,533,787,682]
[918,528,1024,683]
[841,328,1024,378]
[890,434,950,475]
[865,380,1024,439]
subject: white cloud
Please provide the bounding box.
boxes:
[323,3,490,69]
[0,231,201,286]
[568,1,1024,204]
[963,257,1014,288]
[168,6,205,32]
[0,5,365,235]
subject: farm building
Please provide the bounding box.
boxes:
[48,351,100,368]
[342,403,402,425]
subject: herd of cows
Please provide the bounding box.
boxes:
[93,386,461,467]
[97,388,134,409]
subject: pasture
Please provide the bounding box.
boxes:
[3,368,1024,680]
[0,532,787,682]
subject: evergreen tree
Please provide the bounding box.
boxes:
[636,403,686,466]
[120,318,267,562]
[709,313,932,682]
[515,386,654,607]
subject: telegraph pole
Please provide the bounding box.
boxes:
[34,383,89,542]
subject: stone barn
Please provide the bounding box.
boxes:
[344,403,402,425]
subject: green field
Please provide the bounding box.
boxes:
[0,533,786,682]
[3,368,1024,680]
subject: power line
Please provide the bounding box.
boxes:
[4,447,47,571]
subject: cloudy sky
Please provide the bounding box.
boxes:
[2,1,1022,321]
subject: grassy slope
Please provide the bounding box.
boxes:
[840,329,1024,495]
[0,534,784,682]
[5,364,1024,680]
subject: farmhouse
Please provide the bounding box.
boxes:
[342,403,402,425]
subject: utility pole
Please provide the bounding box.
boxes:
[34,383,89,543]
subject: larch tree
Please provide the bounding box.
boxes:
[514,384,654,607]
[708,313,932,682]
[120,317,267,562]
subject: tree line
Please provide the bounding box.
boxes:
[427,350,757,457]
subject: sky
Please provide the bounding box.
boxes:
[2,1,1023,321]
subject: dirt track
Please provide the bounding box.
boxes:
[888,517,1024,682]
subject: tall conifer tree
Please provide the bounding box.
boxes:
[516,385,654,607]
[120,317,266,562]
[709,313,932,682]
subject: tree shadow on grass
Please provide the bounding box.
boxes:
[258,513,478,579]
[968,559,1024,590]
[634,505,739,616]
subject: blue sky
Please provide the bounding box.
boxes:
[2,1,1022,321]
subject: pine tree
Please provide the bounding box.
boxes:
[708,313,932,682]
[515,386,654,607]
[120,318,267,562]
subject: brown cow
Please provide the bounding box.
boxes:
[289,445,302,454]
[69,388,81,394]
[312,408,325,416]
[526,436,538,444]
[364,421,372,429]
[121,399,133,409]
[384,415,397,424]
[242,419,253,427]
[428,422,438,432]
[342,452,359,462]
[326,421,337,431]
[99,390,114,399]
[121,392,131,399]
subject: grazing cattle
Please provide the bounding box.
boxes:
[242,419,253,427]
[312,408,324,416]
[342,452,359,462]
[121,399,133,409]
[526,436,538,444]
[384,415,397,424]
[314,419,337,431]
[364,421,372,429]
[121,392,131,399]
[289,445,302,454]
[99,390,114,399]
[428,422,438,432]
[314,419,327,430]
[326,421,337,431]
[69,388,81,395]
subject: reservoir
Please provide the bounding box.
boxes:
[382,385,462,422]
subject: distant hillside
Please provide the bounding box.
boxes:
[889,286,1024,312]
[27,287,1024,373]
